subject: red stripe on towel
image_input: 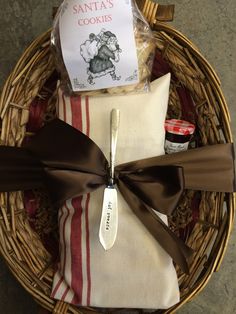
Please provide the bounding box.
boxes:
[71,95,82,131]
[71,197,83,304]
[61,286,70,301]
[70,94,84,304]
[51,277,64,298]
[62,203,70,275]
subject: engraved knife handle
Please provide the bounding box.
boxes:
[110,109,120,185]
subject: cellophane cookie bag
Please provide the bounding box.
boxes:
[51,0,155,96]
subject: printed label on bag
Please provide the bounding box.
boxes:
[59,0,139,92]
[165,140,189,154]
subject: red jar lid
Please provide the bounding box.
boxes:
[165,119,195,136]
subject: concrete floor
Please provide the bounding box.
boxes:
[0,0,235,313]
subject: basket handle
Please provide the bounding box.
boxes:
[136,0,175,27]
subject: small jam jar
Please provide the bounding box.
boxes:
[165,119,195,154]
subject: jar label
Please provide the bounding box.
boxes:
[165,140,189,154]
[59,0,139,92]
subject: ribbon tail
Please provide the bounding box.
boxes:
[167,143,236,192]
[118,179,193,274]
[0,146,44,191]
[118,144,235,193]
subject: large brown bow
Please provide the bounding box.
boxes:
[0,119,235,273]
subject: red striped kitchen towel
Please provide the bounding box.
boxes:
[51,73,180,309]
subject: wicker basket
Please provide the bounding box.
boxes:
[0,1,235,313]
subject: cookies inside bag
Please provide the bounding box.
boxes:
[51,0,155,96]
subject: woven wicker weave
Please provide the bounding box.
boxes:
[0,1,235,313]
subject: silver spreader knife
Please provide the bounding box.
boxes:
[99,109,120,250]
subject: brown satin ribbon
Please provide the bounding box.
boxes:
[0,119,235,273]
